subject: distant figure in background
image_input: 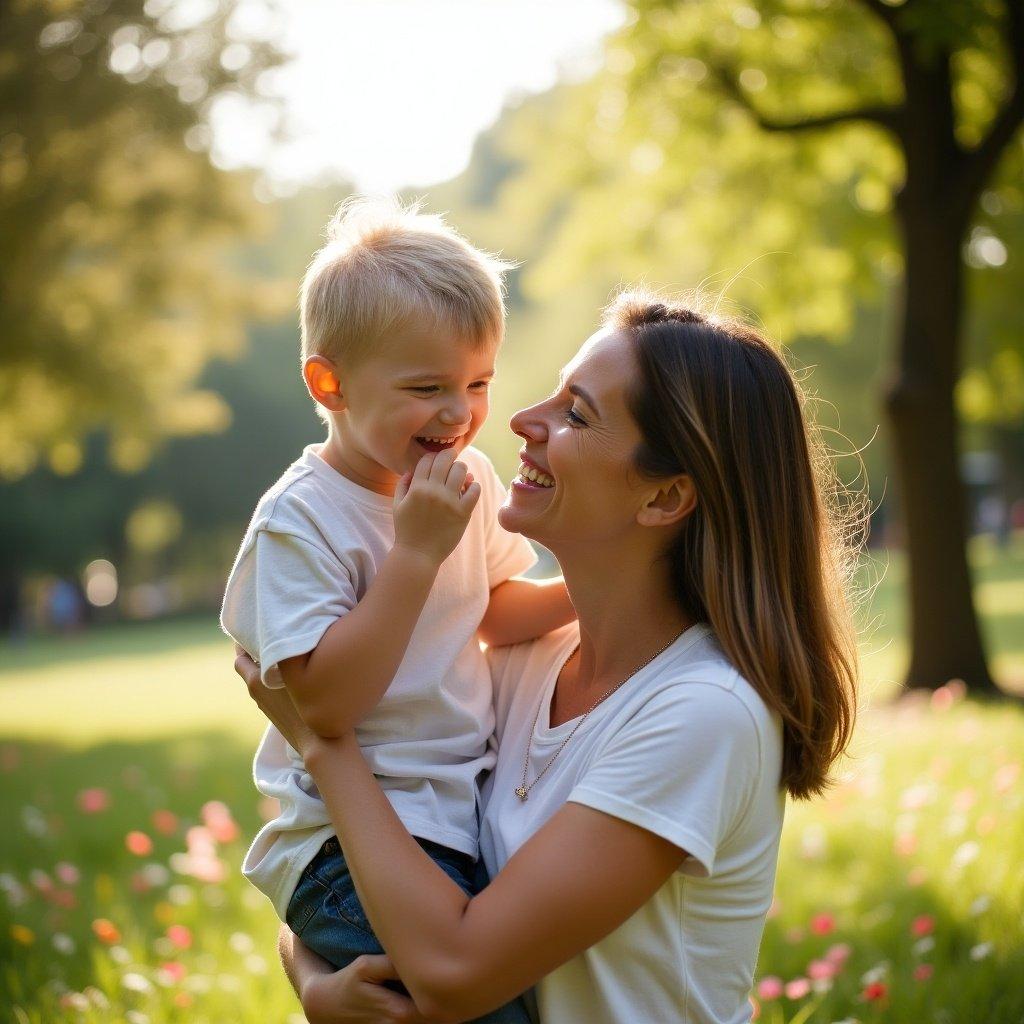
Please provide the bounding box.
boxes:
[221,197,574,1024]
[46,578,84,634]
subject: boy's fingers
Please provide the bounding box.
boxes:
[459,480,482,511]
[461,470,475,496]
[446,461,468,492]
[394,471,412,503]
[412,453,434,482]
[427,446,457,483]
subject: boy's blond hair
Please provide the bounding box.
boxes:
[300,196,511,366]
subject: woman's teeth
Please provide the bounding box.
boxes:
[517,462,554,488]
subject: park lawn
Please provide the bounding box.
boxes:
[1,539,1022,1023]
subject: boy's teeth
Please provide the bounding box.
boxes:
[517,462,554,488]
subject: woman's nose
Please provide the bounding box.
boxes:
[510,401,549,442]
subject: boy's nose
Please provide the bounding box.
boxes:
[440,398,470,424]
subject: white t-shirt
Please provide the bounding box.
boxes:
[221,444,537,919]
[481,623,785,1024]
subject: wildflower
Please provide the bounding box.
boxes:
[810,912,836,936]
[157,961,187,985]
[756,976,784,1000]
[52,933,76,955]
[173,992,194,1008]
[994,763,1020,794]
[10,924,34,945]
[970,942,994,961]
[914,964,933,981]
[911,915,935,937]
[91,918,121,945]
[808,959,837,981]
[951,841,980,871]
[861,981,888,1002]
[55,862,80,886]
[77,788,110,814]
[152,810,178,835]
[166,924,192,950]
[123,973,154,994]
[126,831,153,857]
[201,801,240,844]
[894,832,918,857]
[60,992,90,1011]
[785,978,811,1000]
[970,894,992,916]
[825,943,852,965]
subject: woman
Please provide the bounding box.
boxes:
[236,291,859,1024]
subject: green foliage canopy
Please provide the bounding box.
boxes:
[0,0,288,480]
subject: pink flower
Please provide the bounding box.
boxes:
[201,801,240,844]
[166,924,192,950]
[911,915,935,937]
[914,964,933,981]
[756,976,784,1000]
[808,959,838,980]
[55,862,80,886]
[159,960,187,983]
[994,763,1020,794]
[785,978,811,1000]
[77,788,110,814]
[810,912,835,936]
[125,831,153,857]
[825,942,852,965]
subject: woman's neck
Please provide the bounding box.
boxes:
[555,538,693,692]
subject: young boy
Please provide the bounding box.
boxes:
[220,198,574,1020]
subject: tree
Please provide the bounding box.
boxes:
[480,0,1023,693]
[0,0,288,480]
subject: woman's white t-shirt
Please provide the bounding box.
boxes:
[480,623,785,1024]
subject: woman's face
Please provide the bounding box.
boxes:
[499,326,652,547]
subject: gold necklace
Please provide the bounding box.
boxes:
[514,628,688,801]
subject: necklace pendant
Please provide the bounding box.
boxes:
[515,786,528,801]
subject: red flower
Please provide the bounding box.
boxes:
[166,924,192,950]
[914,964,934,981]
[810,912,836,936]
[861,981,888,1002]
[911,914,935,937]
[125,831,153,857]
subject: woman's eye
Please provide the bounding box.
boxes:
[565,407,587,427]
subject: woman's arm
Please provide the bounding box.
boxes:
[237,651,685,1023]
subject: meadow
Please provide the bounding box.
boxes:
[1,539,1023,1024]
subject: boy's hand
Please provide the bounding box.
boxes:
[392,448,481,566]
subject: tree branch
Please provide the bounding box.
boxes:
[714,67,904,138]
[959,0,1024,200]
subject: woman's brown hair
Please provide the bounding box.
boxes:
[607,291,860,800]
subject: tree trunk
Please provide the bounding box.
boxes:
[884,164,997,693]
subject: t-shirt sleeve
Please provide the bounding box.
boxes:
[472,449,538,588]
[567,682,762,877]
[220,528,358,689]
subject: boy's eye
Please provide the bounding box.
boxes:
[408,386,439,394]
[470,380,491,390]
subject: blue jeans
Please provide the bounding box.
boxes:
[287,835,532,1024]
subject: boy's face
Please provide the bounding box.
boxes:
[330,319,499,492]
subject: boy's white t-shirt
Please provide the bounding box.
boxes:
[221,443,537,920]
[481,623,785,1024]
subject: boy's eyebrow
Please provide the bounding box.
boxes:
[396,368,496,383]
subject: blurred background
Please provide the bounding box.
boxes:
[2,1,1022,1022]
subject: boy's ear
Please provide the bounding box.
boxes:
[303,356,346,413]
[636,476,697,528]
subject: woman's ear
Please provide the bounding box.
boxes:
[303,356,346,413]
[636,476,697,528]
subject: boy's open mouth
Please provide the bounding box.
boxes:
[415,434,462,453]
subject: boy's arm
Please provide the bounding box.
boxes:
[281,449,480,738]
[477,576,576,648]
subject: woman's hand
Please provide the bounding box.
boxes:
[302,954,435,1024]
[233,645,325,757]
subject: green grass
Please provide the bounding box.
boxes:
[1,540,1023,1023]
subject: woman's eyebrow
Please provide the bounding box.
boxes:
[569,383,600,416]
